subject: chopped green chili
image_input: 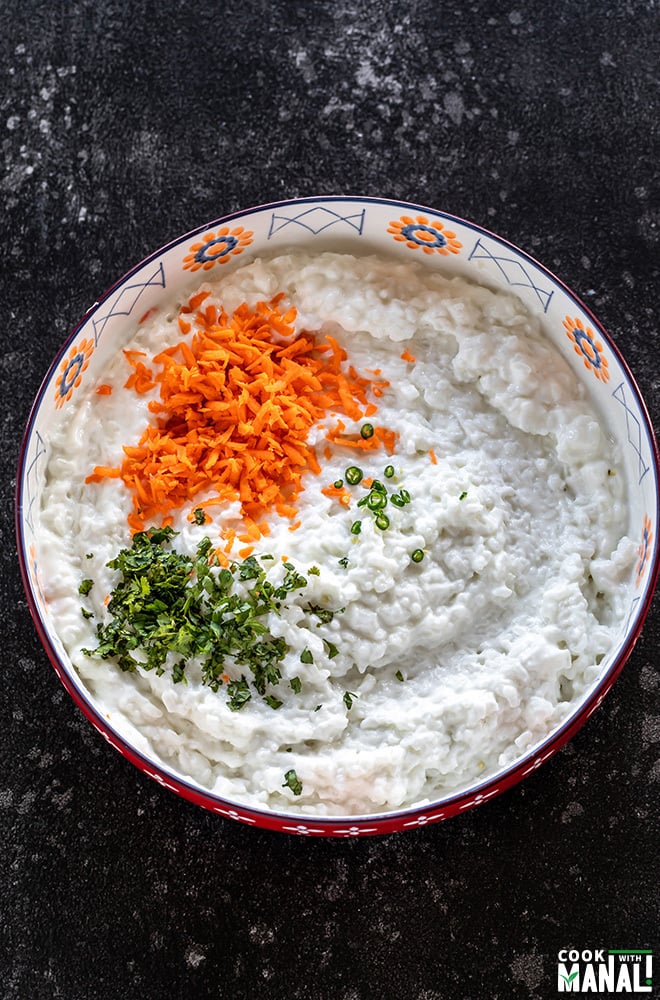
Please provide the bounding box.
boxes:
[282,769,303,796]
[345,466,363,485]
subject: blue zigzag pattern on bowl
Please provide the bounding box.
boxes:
[23,429,47,535]
[90,261,166,344]
[468,238,554,313]
[612,382,651,485]
[267,206,366,239]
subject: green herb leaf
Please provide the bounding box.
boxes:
[290,676,302,694]
[343,691,357,710]
[300,648,314,664]
[395,670,404,682]
[193,508,207,525]
[227,677,251,711]
[79,579,94,596]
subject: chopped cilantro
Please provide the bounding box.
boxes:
[78,579,94,596]
[395,669,404,682]
[290,676,302,694]
[308,565,320,576]
[300,648,314,664]
[459,491,468,500]
[227,677,251,711]
[172,660,187,685]
[82,528,339,712]
[338,556,349,569]
[304,603,343,624]
[343,691,357,710]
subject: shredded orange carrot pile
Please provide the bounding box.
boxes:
[88,292,396,535]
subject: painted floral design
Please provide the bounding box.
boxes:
[183,226,253,272]
[54,338,94,408]
[563,316,610,383]
[387,214,462,256]
[636,514,653,585]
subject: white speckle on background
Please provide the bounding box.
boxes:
[510,947,544,990]
[444,91,465,125]
[185,946,206,969]
[6,115,20,130]
[561,801,585,823]
[641,714,660,745]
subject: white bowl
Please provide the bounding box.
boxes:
[16,196,659,836]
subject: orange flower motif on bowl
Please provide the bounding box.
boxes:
[54,338,95,409]
[182,227,253,272]
[387,215,462,256]
[563,316,610,383]
[636,514,653,585]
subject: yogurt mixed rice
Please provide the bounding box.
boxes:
[38,253,636,815]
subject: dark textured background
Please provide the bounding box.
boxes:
[2,2,659,998]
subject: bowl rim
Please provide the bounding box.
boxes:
[15,194,660,835]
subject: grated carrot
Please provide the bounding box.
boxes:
[429,448,438,465]
[88,293,396,533]
[321,483,352,507]
[95,384,113,396]
[401,348,416,363]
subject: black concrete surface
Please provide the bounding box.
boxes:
[2,2,659,998]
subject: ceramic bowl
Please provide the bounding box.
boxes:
[16,196,659,836]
